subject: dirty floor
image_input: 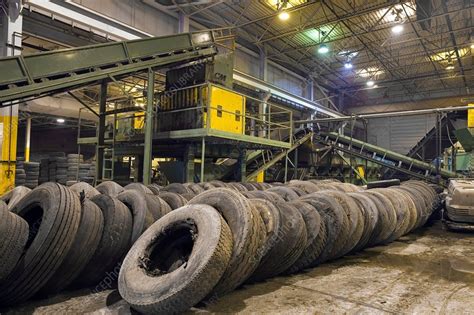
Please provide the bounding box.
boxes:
[4,222,474,314]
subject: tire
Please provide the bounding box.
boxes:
[188,188,265,295]
[0,186,31,210]
[118,204,233,315]
[124,183,153,195]
[393,186,422,232]
[299,192,347,263]
[161,183,192,194]
[0,202,29,281]
[96,181,124,197]
[0,183,81,305]
[247,198,281,266]
[72,194,132,288]
[365,191,397,245]
[372,188,409,243]
[242,190,286,204]
[347,193,379,252]
[118,190,152,245]
[158,192,188,210]
[248,202,306,281]
[318,190,364,258]
[184,183,205,195]
[266,186,300,201]
[70,182,100,199]
[39,199,104,295]
[288,180,321,194]
[285,201,324,273]
[147,184,162,195]
[145,194,172,221]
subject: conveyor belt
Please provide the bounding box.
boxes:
[0,32,217,105]
[315,132,458,185]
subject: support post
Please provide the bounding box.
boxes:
[95,80,107,182]
[284,151,288,182]
[0,0,22,194]
[293,148,298,180]
[143,68,154,185]
[25,116,31,162]
[178,12,190,33]
[237,148,247,182]
[200,137,205,183]
[184,144,195,183]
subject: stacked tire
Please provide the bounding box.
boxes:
[39,158,49,184]
[50,155,68,185]
[23,162,40,189]
[67,154,84,183]
[14,158,25,187]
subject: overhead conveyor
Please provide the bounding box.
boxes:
[0,32,217,105]
[315,132,458,185]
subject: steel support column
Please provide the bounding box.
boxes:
[143,68,154,185]
[184,144,195,183]
[0,0,22,194]
[25,116,31,162]
[238,148,247,182]
[95,81,107,182]
[200,137,205,183]
[178,12,190,33]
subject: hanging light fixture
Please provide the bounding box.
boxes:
[344,62,353,69]
[318,44,329,54]
[56,118,65,123]
[391,24,404,34]
[278,11,290,20]
[366,80,375,87]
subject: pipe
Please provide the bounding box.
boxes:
[295,105,474,124]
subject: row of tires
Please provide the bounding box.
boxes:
[117,179,439,314]
[0,179,438,313]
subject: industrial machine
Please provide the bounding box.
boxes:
[445,179,474,231]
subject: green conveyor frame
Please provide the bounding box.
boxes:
[321,132,458,180]
[0,31,217,105]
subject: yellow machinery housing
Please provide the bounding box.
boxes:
[0,111,18,195]
[158,83,245,135]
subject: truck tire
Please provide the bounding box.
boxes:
[159,192,188,210]
[0,186,31,210]
[96,181,124,197]
[0,183,81,305]
[117,190,151,244]
[118,204,233,315]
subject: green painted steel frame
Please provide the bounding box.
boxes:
[0,32,217,105]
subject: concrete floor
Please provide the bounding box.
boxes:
[4,222,474,314]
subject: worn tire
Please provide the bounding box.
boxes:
[0,202,29,282]
[161,183,192,195]
[0,183,81,305]
[249,202,307,281]
[119,204,233,315]
[145,194,172,221]
[159,192,188,210]
[124,183,153,195]
[285,201,324,273]
[69,182,100,199]
[147,184,162,195]
[299,192,347,263]
[73,194,132,288]
[188,188,265,295]
[0,186,31,210]
[266,186,300,201]
[347,193,379,252]
[117,190,151,244]
[39,199,104,294]
[365,191,397,245]
[242,190,286,204]
[95,181,124,197]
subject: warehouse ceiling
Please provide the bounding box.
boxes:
[149,0,473,108]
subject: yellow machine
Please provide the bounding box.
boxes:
[158,83,245,135]
[468,103,474,128]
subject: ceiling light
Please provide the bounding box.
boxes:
[392,24,404,34]
[56,118,65,123]
[366,80,375,87]
[278,11,290,20]
[318,44,329,54]
[344,62,353,69]
[471,44,474,49]
[446,63,455,70]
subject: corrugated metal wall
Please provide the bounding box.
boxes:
[234,50,260,78]
[267,63,305,97]
[367,114,437,154]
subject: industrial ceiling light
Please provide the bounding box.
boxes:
[471,43,474,49]
[344,62,353,69]
[446,62,455,70]
[391,24,404,34]
[56,118,65,123]
[278,11,290,20]
[318,44,329,54]
[366,80,375,87]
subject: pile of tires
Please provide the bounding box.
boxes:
[23,162,40,189]
[0,181,174,307]
[0,179,437,312]
[117,179,438,314]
